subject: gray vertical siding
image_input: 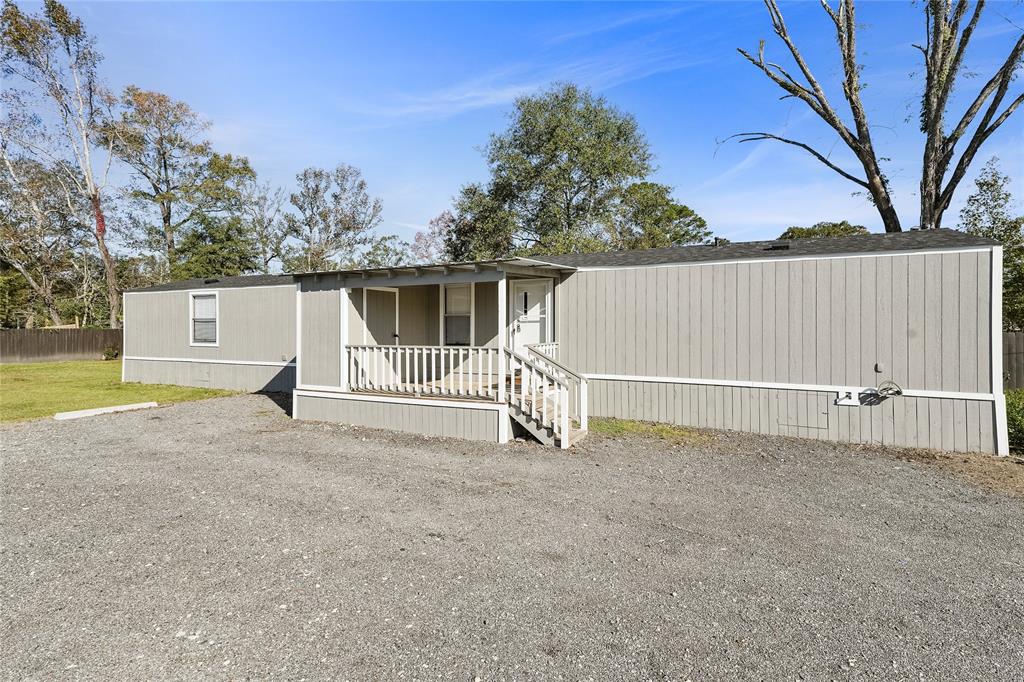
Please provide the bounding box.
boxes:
[124,285,296,362]
[295,393,501,442]
[475,282,499,347]
[123,284,296,392]
[336,283,499,350]
[124,359,295,392]
[299,280,342,387]
[557,250,999,453]
[399,286,440,345]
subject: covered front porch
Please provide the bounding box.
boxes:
[293,259,587,447]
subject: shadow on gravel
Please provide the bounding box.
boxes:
[256,391,292,417]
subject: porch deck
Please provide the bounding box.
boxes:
[342,343,587,447]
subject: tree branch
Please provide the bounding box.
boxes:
[728,132,870,188]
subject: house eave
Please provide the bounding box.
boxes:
[294,257,571,286]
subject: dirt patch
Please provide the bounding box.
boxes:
[893,449,1024,497]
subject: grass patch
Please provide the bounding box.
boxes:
[1006,388,1023,453]
[0,360,235,422]
[589,417,708,445]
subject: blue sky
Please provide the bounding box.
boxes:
[69,0,1024,243]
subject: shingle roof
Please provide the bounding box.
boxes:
[127,229,997,292]
[127,273,295,293]
[531,228,998,269]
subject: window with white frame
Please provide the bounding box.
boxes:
[190,293,218,345]
[443,284,472,346]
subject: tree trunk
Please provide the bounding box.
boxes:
[866,174,902,233]
[43,291,63,327]
[161,200,175,266]
[91,193,121,328]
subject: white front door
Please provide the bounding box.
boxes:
[510,279,551,355]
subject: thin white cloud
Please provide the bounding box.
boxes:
[335,38,710,126]
[544,5,692,44]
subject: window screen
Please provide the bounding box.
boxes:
[444,284,471,345]
[192,294,217,344]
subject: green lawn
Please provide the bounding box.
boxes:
[589,417,710,445]
[0,360,235,422]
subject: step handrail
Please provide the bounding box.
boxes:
[525,344,588,432]
[525,343,583,383]
[503,347,571,448]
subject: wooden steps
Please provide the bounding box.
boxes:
[507,403,586,448]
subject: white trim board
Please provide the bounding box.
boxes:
[124,283,295,295]
[124,356,295,368]
[188,290,219,347]
[569,246,993,272]
[121,291,127,383]
[581,373,997,402]
[991,246,1009,455]
[439,282,475,346]
[294,388,506,412]
[295,283,302,388]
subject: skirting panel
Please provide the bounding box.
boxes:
[588,379,998,454]
[124,359,295,392]
[294,392,502,442]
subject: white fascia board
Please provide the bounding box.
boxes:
[124,356,295,367]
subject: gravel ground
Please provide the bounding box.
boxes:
[2,393,1022,680]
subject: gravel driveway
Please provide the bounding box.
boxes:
[2,394,1022,680]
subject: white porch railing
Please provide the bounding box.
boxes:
[347,345,500,399]
[526,342,588,431]
[505,347,572,448]
[529,342,559,360]
[345,342,585,448]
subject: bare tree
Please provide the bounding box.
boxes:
[918,0,1024,230]
[410,211,452,264]
[0,155,87,326]
[737,0,1024,232]
[241,180,288,274]
[1,0,123,325]
[284,164,382,272]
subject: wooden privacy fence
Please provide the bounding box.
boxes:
[0,329,123,364]
[1006,332,1024,390]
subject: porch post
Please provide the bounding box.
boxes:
[497,273,507,405]
[339,286,350,390]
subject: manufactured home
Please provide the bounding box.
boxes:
[124,229,1010,455]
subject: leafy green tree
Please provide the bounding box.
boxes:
[107,86,254,275]
[778,221,870,240]
[171,214,257,280]
[483,83,652,253]
[284,164,382,272]
[608,182,711,250]
[0,261,34,327]
[443,184,517,261]
[958,157,1024,331]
